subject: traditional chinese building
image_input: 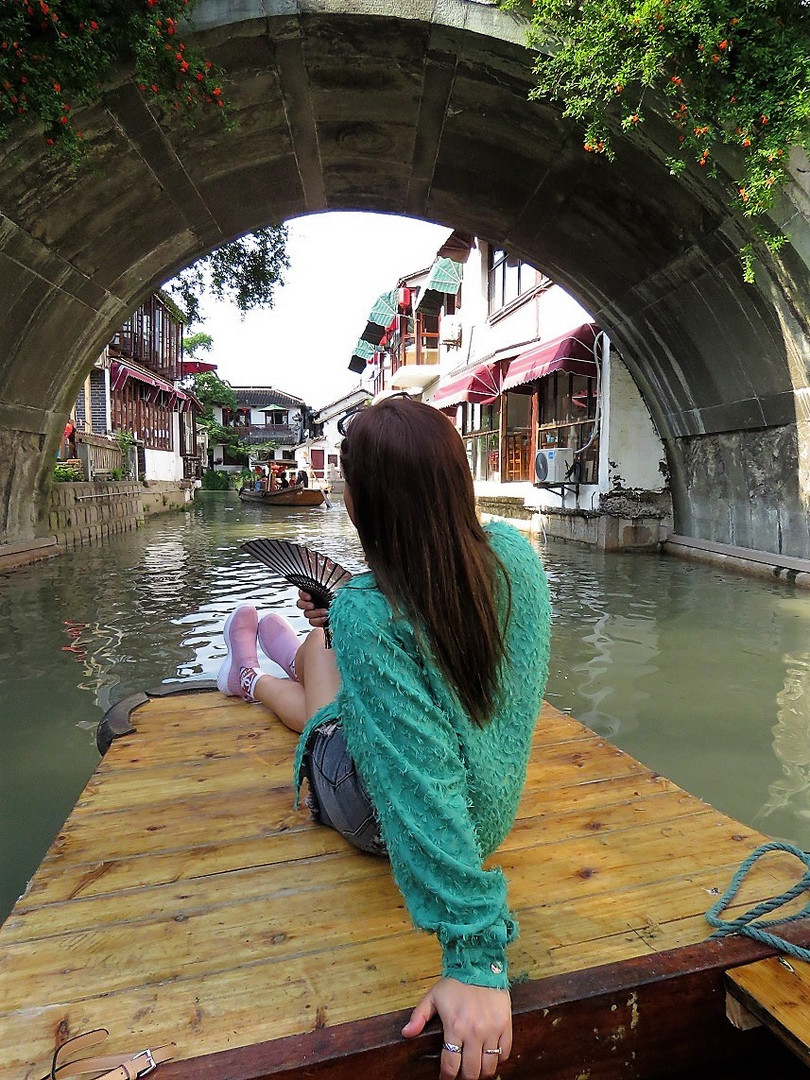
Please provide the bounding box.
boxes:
[347,232,672,549]
[209,386,310,473]
[72,291,203,481]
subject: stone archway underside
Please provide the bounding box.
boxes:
[0,0,809,554]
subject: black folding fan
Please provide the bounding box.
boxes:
[241,539,352,646]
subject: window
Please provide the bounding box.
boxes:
[395,312,439,376]
[503,393,532,482]
[488,248,541,315]
[461,403,500,481]
[111,381,174,452]
[537,372,599,483]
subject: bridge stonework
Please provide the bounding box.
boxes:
[0,0,809,555]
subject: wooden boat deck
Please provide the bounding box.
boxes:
[2,688,808,1079]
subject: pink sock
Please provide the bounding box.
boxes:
[257,613,300,680]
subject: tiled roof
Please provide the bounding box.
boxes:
[229,386,306,408]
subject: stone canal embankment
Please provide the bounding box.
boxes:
[0,480,194,572]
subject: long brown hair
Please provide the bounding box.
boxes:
[340,396,509,726]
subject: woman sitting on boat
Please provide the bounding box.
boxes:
[217,396,551,1080]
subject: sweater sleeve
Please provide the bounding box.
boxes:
[329,590,516,989]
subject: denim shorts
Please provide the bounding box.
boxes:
[303,720,387,856]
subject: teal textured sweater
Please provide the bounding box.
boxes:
[293,521,551,988]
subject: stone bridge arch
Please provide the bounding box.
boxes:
[0,0,809,555]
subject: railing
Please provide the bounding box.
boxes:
[241,424,299,446]
[76,432,124,479]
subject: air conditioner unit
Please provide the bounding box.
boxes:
[535,447,575,484]
[440,315,462,346]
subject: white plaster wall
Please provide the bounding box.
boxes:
[535,287,594,339]
[453,245,594,370]
[144,448,183,480]
[143,414,184,481]
[603,351,667,490]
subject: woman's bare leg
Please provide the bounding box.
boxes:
[251,674,307,732]
[251,629,339,734]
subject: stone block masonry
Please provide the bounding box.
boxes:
[475,495,669,551]
[0,481,194,573]
[47,481,145,550]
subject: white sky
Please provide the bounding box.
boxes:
[196,212,451,409]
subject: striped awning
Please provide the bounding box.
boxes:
[348,338,378,374]
[110,359,173,394]
[431,360,502,407]
[415,258,464,313]
[360,289,399,345]
[110,360,194,410]
[502,324,599,392]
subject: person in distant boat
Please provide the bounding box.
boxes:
[296,469,309,488]
[217,397,551,1080]
[279,473,290,489]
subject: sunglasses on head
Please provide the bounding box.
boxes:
[336,393,414,437]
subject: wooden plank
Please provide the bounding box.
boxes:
[1,937,439,1078]
[18,824,350,906]
[4,688,810,1080]
[726,955,810,1066]
[24,779,687,907]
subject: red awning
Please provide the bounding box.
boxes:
[502,323,599,392]
[432,361,502,407]
[110,359,174,394]
[182,360,218,376]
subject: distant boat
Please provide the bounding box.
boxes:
[238,484,325,508]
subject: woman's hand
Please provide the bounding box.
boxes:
[402,977,511,1079]
[296,589,329,628]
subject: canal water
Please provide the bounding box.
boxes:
[1,491,809,922]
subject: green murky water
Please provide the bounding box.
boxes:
[1,490,808,921]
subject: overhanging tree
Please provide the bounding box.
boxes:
[501,0,810,277]
[1,1,289,314]
[164,225,290,325]
[182,331,213,358]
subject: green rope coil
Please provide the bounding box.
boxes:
[707,841,810,962]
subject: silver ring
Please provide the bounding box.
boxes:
[443,1042,462,1054]
[483,1047,503,1055]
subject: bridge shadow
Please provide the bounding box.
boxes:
[0,1,807,553]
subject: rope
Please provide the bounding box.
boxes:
[706,841,810,961]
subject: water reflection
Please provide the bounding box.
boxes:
[541,542,810,847]
[758,652,810,834]
[1,492,809,924]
